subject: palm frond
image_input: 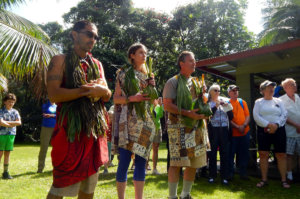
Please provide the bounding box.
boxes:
[0,0,25,10]
[0,22,58,78]
[0,73,8,92]
[0,9,50,41]
[259,2,300,45]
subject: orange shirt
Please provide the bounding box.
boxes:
[230,99,250,137]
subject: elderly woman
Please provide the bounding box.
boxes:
[207,84,233,185]
[253,80,289,188]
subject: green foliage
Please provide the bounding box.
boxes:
[176,74,195,128]
[0,0,58,94]
[50,0,254,97]
[0,0,24,9]
[124,66,146,120]
[143,57,159,100]
[259,0,300,45]
[0,10,57,77]
[0,0,255,140]
[39,22,64,51]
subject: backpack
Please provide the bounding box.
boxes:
[228,98,244,110]
[238,98,244,110]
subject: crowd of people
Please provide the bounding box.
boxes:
[0,20,299,199]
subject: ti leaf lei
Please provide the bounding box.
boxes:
[57,50,107,142]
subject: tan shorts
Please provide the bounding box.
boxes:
[153,129,162,143]
[49,172,98,197]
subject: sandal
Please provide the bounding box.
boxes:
[281,181,290,189]
[256,180,268,188]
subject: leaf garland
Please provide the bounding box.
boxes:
[123,65,146,120]
[176,74,212,128]
[57,50,107,142]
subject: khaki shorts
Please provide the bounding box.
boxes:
[49,172,98,197]
[153,129,162,143]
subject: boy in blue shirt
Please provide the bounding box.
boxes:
[0,93,21,179]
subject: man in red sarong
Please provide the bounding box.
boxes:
[46,20,111,199]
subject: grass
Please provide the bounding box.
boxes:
[0,143,299,199]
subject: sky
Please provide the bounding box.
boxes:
[10,0,265,34]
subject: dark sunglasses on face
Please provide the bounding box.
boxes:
[78,31,99,41]
[232,89,239,92]
[214,89,220,92]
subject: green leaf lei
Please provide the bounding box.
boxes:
[176,74,212,128]
[58,50,107,142]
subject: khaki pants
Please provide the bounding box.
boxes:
[37,126,54,172]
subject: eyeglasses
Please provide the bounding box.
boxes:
[231,89,239,92]
[214,89,220,92]
[78,31,99,41]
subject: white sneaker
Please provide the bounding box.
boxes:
[152,169,160,175]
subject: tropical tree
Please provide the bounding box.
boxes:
[259,0,300,45]
[0,0,58,95]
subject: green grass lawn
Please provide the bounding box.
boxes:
[0,143,300,199]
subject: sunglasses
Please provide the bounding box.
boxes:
[231,89,239,92]
[78,31,99,41]
[214,89,220,92]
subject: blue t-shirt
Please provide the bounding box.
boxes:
[0,108,21,136]
[42,101,57,128]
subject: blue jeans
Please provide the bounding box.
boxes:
[229,132,250,177]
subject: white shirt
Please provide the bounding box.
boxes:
[280,94,300,137]
[253,97,287,128]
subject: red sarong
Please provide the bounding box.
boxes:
[50,110,108,188]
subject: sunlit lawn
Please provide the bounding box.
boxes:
[0,143,300,199]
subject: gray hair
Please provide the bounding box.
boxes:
[281,78,296,89]
[208,84,220,101]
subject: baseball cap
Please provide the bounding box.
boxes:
[227,85,239,93]
[260,80,276,91]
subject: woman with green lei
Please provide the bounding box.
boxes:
[113,43,156,199]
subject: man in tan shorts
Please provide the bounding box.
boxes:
[163,51,209,199]
[46,20,111,199]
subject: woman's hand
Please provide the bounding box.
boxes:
[129,93,151,102]
[215,100,220,108]
[147,77,156,87]
[267,123,278,134]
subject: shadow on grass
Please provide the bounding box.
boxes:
[12,170,52,179]
[12,171,36,178]
[31,170,52,178]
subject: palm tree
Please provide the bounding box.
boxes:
[259,0,300,46]
[0,0,58,96]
